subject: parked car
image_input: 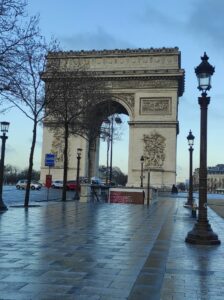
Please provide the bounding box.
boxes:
[79,176,89,183]
[16,180,41,190]
[51,180,63,189]
[91,177,106,186]
[66,180,80,191]
[91,177,102,185]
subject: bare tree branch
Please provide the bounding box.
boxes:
[0,0,62,207]
[44,58,114,199]
[0,0,39,97]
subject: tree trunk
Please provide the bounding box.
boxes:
[87,140,91,182]
[62,123,69,201]
[24,119,37,207]
[87,138,95,181]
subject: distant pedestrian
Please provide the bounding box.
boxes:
[171,184,178,194]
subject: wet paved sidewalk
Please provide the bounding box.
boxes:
[0,196,224,299]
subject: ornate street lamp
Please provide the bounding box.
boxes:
[140,156,144,188]
[185,53,220,245]
[185,130,195,207]
[0,121,10,211]
[74,148,82,200]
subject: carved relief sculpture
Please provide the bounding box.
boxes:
[50,130,70,167]
[143,132,166,168]
[140,98,171,115]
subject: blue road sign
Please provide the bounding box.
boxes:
[45,153,55,167]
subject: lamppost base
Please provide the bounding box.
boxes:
[184,197,194,208]
[0,199,8,211]
[185,220,220,245]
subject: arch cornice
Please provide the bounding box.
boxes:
[42,72,184,96]
[103,75,184,96]
[48,47,180,56]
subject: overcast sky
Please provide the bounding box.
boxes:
[3,0,224,182]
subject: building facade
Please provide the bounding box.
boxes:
[193,164,224,192]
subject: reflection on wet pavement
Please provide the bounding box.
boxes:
[0,192,224,299]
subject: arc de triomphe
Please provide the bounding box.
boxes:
[40,47,184,188]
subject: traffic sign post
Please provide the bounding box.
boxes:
[45,153,55,167]
[45,154,55,201]
[45,174,52,189]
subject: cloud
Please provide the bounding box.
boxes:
[60,27,135,51]
[140,4,185,29]
[137,1,224,52]
[137,3,188,35]
[187,0,224,49]
[5,143,16,154]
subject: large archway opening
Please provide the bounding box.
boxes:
[90,100,130,186]
[99,113,129,185]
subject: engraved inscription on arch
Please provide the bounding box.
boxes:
[140,97,171,115]
[58,55,179,72]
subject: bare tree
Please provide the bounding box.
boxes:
[1,31,58,207]
[80,103,122,181]
[45,73,79,202]
[68,86,124,184]
[99,165,127,186]
[0,0,39,94]
[44,62,113,201]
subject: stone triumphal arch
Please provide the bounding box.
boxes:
[40,48,184,188]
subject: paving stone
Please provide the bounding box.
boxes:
[1,196,224,299]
